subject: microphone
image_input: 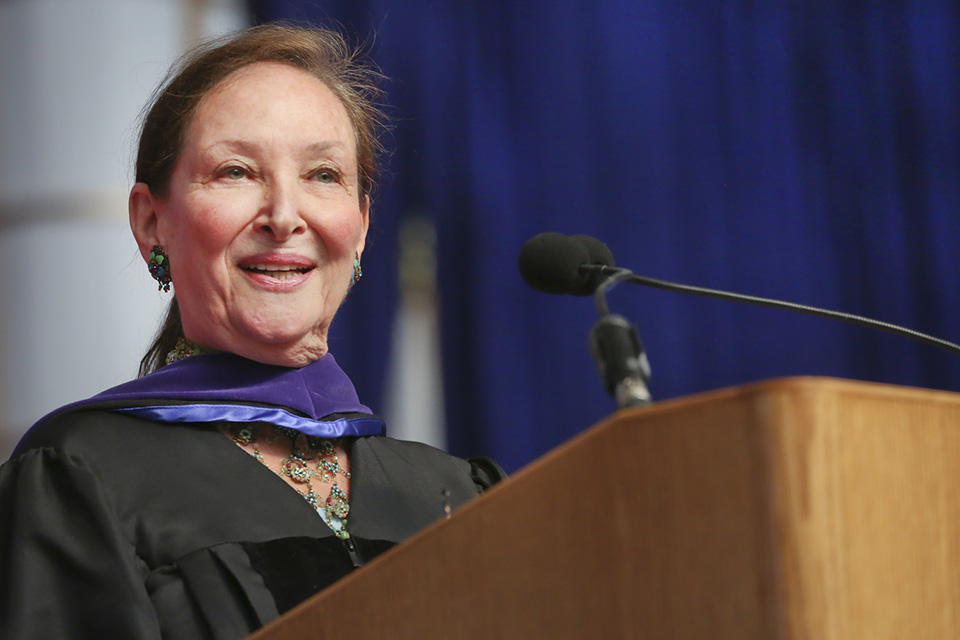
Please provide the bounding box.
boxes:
[520,232,960,355]
[518,232,960,408]
[518,232,651,407]
[518,232,614,296]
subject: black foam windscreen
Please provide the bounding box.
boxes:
[517,232,591,295]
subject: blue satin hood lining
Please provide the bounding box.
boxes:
[114,404,385,438]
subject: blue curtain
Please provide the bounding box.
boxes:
[254,1,960,472]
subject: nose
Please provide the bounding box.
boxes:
[256,178,308,241]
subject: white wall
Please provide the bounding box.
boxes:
[0,0,249,458]
[0,0,446,458]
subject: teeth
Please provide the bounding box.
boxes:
[249,263,299,272]
[243,263,310,279]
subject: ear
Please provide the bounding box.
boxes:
[356,195,370,257]
[129,182,162,261]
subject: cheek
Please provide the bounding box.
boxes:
[307,212,364,259]
[333,209,368,247]
[334,222,363,251]
[163,201,242,278]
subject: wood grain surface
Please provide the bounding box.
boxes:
[249,378,960,639]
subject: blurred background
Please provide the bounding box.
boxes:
[2,0,958,473]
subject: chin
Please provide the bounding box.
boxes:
[221,339,328,368]
[237,325,329,366]
[187,308,331,366]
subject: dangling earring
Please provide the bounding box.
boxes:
[353,252,362,283]
[148,245,172,292]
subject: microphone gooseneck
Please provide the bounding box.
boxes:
[579,264,960,356]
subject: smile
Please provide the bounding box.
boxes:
[241,264,314,280]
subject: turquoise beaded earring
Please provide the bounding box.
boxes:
[352,252,362,283]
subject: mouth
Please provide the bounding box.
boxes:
[240,263,314,281]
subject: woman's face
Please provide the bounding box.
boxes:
[130,62,369,367]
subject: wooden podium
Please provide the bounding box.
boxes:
[249,378,960,639]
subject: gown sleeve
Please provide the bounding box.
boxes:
[0,447,161,639]
[467,456,508,490]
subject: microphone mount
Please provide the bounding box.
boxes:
[588,267,652,408]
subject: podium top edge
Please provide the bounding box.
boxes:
[611,376,960,421]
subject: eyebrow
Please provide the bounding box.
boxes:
[204,139,351,158]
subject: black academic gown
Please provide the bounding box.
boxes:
[0,408,503,639]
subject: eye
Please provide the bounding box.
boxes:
[313,168,341,184]
[224,166,248,180]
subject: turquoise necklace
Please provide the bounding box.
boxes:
[171,338,353,538]
[228,424,352,539]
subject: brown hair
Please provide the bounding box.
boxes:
[136,23,387,376]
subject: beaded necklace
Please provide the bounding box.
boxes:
[228,424,352,539]
[165,337,206,365]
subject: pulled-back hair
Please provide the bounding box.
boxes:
[136,23,387,376]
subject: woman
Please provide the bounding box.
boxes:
[0,24,503,639]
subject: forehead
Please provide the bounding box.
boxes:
[186,61,356,156]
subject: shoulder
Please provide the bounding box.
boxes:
[353,436,507,490]
[7,409,223,508]
[12,408,172,462]
[5,410,199,518]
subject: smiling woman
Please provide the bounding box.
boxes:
[133,25,385,376]
[0,24,504,640]
[130,61,369,367]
